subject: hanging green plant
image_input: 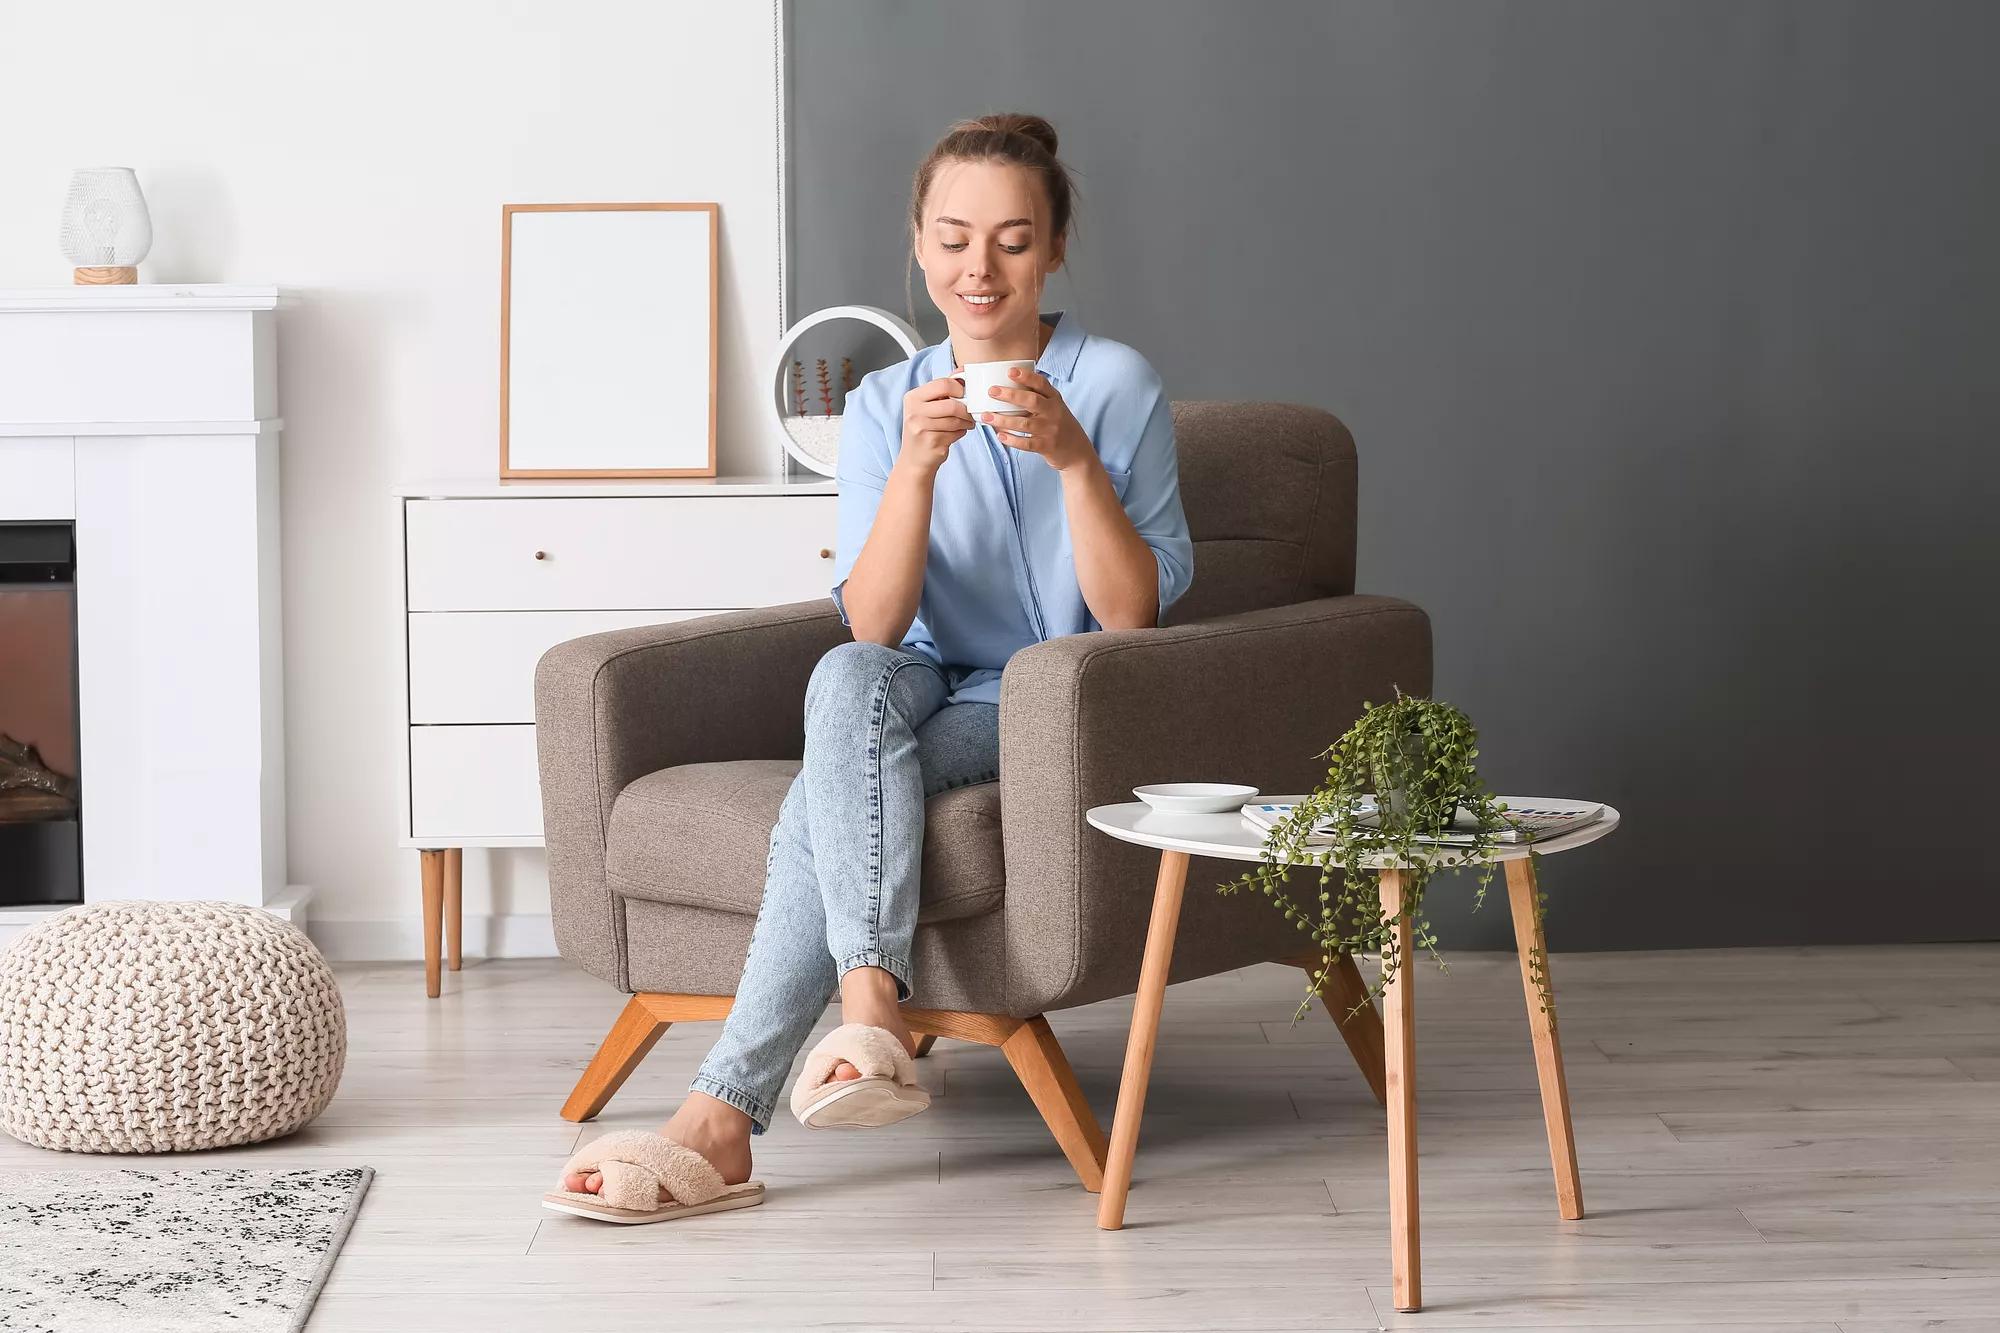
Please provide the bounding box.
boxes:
[1217,685,1553,1025]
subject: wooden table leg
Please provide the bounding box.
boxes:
[1379,867,1421,1312]
[1097,849,1191,1230]
[1506,855,1583,1219]
[444,847,463,972]
[420,849,444,999]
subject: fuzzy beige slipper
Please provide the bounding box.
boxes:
[542,1129,764,1225]
[790,1022,932,1129]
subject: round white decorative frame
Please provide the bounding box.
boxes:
[768,303,924,477]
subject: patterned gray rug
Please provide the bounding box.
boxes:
[0,1166,373,1333]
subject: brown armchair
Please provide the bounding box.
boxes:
[533,402,1432,1189]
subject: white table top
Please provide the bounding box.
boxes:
[1085,796,1620,868]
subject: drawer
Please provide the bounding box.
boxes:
[409,724,543,840]
[405,496,839,611]
[408,609,708,723]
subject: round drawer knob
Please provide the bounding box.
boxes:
[818,548,833,560]
[533,550,548,561]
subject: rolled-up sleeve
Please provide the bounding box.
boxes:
[1119,372,1195,624]
[829,380,892,627]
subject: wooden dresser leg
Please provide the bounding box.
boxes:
[1379,867,1421,1313]
[420,850,444,999]
[1506,855,1583,1220]
[444,847,463,971]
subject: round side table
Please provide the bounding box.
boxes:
[1085,796,1621,1315]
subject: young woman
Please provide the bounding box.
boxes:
[545,112,1193,1224]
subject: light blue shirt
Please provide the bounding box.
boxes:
[829,308,1194,706]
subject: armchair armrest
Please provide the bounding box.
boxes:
[534,598,849,982]
[995,593,1432,1015]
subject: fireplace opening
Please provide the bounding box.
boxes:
[0,523,82,907]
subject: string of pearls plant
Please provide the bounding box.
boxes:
[1217,686,1554,1026]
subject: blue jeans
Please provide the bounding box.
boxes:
[688,641,1000,1133]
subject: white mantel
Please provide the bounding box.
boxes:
[0,285,303,931]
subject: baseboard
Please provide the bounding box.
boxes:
[0,901,556,962]
[307,912,559,962]
[0,886,316,948]
[267,884,314,926]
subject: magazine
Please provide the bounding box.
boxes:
[1239,799,1362,844]
[1241,798,1604,845]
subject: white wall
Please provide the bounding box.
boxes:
[0,1,787,957]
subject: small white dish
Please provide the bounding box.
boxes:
[1133,782,1261,815]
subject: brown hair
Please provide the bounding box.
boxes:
[905,112,1081,327]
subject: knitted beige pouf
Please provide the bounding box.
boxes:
[0,900,347,1153]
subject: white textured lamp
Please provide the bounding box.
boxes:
[59,167,153,285]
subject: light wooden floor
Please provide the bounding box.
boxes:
[5,945,1998,1330]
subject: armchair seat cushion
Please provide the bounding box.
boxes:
[604,759,1005,924]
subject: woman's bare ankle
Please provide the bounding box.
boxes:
[660,1092,755,1185]
[839,965,918,1056]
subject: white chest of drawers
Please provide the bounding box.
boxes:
[393,474,838,992]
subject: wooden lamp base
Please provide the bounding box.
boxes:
[73,266,138,285]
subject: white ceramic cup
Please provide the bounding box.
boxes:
[951,359,1037,415]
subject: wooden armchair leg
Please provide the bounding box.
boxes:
[1000,1016,1109,1192]
[1290,952,1389,1108]
[561,996,675,1122]
[561,994,737,1123]
[900,1008,1105,1193]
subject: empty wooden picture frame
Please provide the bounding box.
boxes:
[500,202,718,478]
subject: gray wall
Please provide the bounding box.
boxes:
[787,1,2000,952]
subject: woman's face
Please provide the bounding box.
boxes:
[914,159,1065,357]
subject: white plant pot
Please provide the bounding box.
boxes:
[767,305,922,477]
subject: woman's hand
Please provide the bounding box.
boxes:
[899,376,977,477]
[978,367,1095,473]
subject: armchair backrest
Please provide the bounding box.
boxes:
[1163,402,1359,626]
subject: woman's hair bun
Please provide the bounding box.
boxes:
[963,112,1059,159]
